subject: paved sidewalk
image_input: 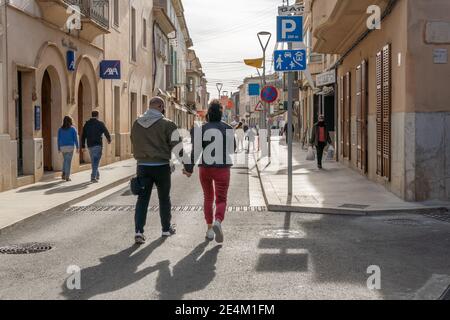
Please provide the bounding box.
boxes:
[255,138,449,215]
[0,159,136,232]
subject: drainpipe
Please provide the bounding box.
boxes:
[3,0,9,136]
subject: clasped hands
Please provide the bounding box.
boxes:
[182,169,192,178]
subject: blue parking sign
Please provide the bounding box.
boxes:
[277,16,303,43]
[274,49,307,72]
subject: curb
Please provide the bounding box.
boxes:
[253,153,449,216]
[0,174,135,235]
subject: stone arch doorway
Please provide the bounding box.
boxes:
[77,75,93,164]
[41,67,62,172]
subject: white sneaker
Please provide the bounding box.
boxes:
[206,229,215,241]
[135,233,146,245]
[213,221,224,243]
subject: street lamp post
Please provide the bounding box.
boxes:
[216,83,223,101]
[257,31,272,157]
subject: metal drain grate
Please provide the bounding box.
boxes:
[340,204,370,210]
[66,205,267,213]
[385,219,424,227]
[0,243,53,255]
[423,211,450,224]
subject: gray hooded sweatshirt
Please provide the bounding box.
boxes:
[131,109,180,165]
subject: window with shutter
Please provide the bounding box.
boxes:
[361,60,368,173]
[356,65,362,169]
[376,45,392,179]
[356,60,368,173]
[376,51,383,176]
[382,45,391,180]
[344,72,351,160]
[339,76,344,158]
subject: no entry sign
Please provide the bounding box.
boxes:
[261,86,279,103]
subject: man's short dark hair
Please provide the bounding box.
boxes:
[92,111,99,118]
[208,100,223,122]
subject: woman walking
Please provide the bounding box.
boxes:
[235,122,245,152]
[183,100,235,243]
[58,116,79,181]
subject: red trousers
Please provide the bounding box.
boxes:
[199,167,231,225]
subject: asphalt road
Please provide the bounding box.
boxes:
[1,164,450,300]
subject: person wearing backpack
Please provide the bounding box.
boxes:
[310,115,332,169]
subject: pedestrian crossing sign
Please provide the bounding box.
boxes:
[255,101,264,112]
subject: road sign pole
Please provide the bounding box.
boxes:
[287,41,293,197]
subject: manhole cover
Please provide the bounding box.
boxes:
[260,229,305,238]
[0,243,53,255]
[385,219,423,226]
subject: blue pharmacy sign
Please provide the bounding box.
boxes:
[248,83,260,96]
[100,60,121,79]
[67,50,76,71]
[277,16,303,43]
[274,49,307,72]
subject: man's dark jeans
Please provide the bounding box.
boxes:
[317,142,327,167]
[135,165,172,234]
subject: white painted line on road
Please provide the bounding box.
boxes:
[71,182,130,207]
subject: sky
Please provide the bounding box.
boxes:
[184,0,282,99]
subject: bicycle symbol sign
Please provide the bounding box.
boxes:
[261,86,279,103]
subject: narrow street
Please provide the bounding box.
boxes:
[1,156,449,300]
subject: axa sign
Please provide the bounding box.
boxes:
[100,60,121,79]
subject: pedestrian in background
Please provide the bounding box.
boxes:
[57,116,79,182]
[310,115,332,169]
[183,100,235,243]
[131,97,180,245]
[81,111,111,183]
[246,125,257,153]
[283,122,295,144]
[235,122,245,152]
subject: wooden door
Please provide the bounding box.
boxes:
[42,71,53,171]
[78,81,85,164]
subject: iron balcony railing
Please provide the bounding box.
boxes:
[65,0,110,29]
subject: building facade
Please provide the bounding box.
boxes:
[186,49,207,119]
[0,0,202,193]
[0,0,112,192]
[310,0,450,201]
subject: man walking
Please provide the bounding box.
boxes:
[310,115,332,169]
[81,111,111,183]
[131,97,180,244]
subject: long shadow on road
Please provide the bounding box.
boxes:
[61,238,168,300]
[155,241,221,300]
